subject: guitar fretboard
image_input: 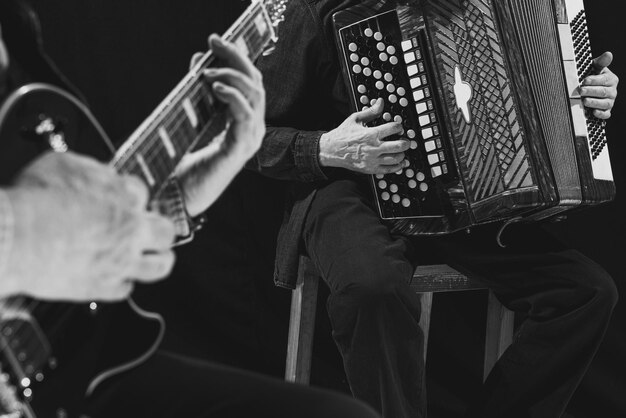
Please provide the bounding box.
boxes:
[111,0,278,195]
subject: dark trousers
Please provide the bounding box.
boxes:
[85,350,380,418]
[303,178,618,418]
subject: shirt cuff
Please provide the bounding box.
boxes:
[0,190,15,279]
[294,131,328,182]
[154,178,205,244]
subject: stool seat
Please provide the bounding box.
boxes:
[285,256,514,385]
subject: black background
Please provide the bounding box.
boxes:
[28,1,626,416]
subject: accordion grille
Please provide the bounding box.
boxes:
[507,0,581,202]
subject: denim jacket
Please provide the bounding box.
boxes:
[249,0,362,288]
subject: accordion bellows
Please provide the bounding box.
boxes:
[333,0,614,235]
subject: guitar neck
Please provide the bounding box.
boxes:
[110,0,280,195]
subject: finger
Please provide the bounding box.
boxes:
[592,51,613,72]
[592,109,612,120]
[371,121,403,140]
[130,250,176,282]
[582,73,615,87]
[583,97,614,111]
[354,98,385,123]
[208,34,259,80]
[139,212,176,251]
[213,81,254,123]
[189,52,204,70]
[378,152,405,165]
[121,175,150,209]
[99,280,135,302]
[377,139,411,154]
[203,68,261,106]
[376,162,406,175]
[579,85,617,100]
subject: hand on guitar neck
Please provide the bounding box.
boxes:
[174,34,266,218]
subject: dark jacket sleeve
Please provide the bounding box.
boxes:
[247,0,350,182]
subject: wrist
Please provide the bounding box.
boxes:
[318,132,338,168]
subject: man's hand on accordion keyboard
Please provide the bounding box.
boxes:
[318,98,410,175]
[580,51,619,120]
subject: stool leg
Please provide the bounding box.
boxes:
[285,258,319,384]
[483,290,514,381]
[418,292,433,361]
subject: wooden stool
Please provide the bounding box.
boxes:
[285,255,515,384]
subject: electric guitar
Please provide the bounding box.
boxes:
[0,1,289,416]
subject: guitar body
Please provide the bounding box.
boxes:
[0,85,163,417]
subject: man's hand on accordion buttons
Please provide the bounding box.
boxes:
[319,98,410,175]
[580,51,619,119]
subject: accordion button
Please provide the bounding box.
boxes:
[379,52,389,62]
[407,65,418,77]
[363,68,372,77]
[357,84,367,94]
[383,112,392,121]
[376,81,385,90]
[388,95,398,104]
[374,70,382,79]
[376,174,384,179]
[408,179,417,189]
[352,65,362,74]
[404,52,416,64]
[401,40,412,51]
[387,84,396,93]
[377,42,386,51]
[392,194,401,204]
[424,140,436,152]
[400,98,408,107]
[427,154,439,165]
[374,32,383,41]
[419,115,430,126]
[394,115,403,123]
[397,87,406,96]
[416,172,426,182]
[387,46,396,55]
[350,53,359,62]
[402,198,411,207]
[361,57,370,66]
[349,43,358,52]
[422,127,433,139]
[390,56,399,65]
[384,73,393,82]
[413,90,424,101]
[431,166,443,177]
[407,130,416,139]
[378,180,387,189]
[405,169,415,178]
[364,28,374,37]
[390,184,399,193]
[409,141,418,150]
[360,95,369,105]
[416,103,428,114]
[381,192,390,201]
[410,77,422,89]
[420,183,429,192]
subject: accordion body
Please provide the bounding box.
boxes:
[333,0,615,235]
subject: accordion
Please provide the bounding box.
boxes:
[333,0,615,235]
